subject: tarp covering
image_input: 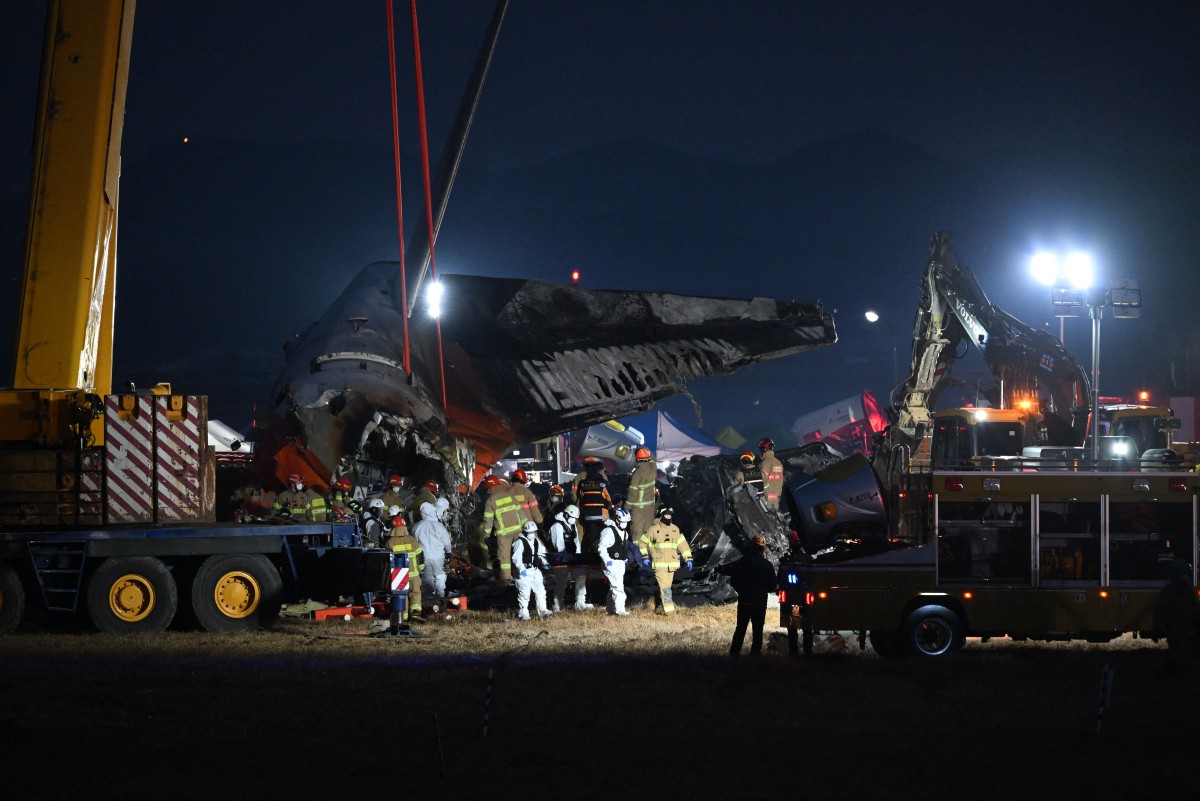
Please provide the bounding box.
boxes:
[619,409,729,463]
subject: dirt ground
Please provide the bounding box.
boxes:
[1,605,1195,801]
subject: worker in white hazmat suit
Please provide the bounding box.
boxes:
[512,520,553,620]
[547,504,593,611]
[596,509,631,616]
[412,500,453,599]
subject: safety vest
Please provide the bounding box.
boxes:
[517,535,543,569]
[740,463,764,496]
[576,478,611,520]
[761,451,784,504]
[483,487,526,536]
[551,517,580,555]
[639,523,691,570]
[604,525,627,561]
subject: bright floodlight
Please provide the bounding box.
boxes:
[864,310,880,322]
[1029,251,1060,285]
[426,280,444,318]
[1062,251,1094,289]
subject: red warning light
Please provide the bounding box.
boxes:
[570,269,581,283]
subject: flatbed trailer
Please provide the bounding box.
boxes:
[778,468,1200,657]
[0,520,391,634]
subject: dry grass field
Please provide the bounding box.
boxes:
[2,604,1195,801]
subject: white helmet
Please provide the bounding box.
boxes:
[614,508,631,528]
[522,520,539,534]
[368,498,385,511]
[564,504,580,521]
[387,504,403,518]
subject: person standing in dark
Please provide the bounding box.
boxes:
[1154,558,1198,678]
[719,535,778,657]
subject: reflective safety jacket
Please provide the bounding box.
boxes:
[481,482,527,538]
[760,450,784,506]
[510,482,544,524]
[639,522,692,571]
[627,462,656,513]
[273,488,324,521]
[738,463,764,497]
[329,490,363,522]
[574,475,613,521]
[387,528,425,574]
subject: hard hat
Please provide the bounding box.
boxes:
[387,504,403,518]
[564,504,580,520]
[752,534,767,549]
[423,479,439,492]
[758,438,774,452]
[388,473,403,487]
[550,484,564,497]
[484,475,501,489]
[287,473,303,486]
[521,520,539,534]
[583,456,600,465]
[333,477,352,492]
[511,468,527,484]
[635,447,653,461]
[657,506,674,519]
[740,451,755,463]
[368,498,386,510]
[615,508,631,525]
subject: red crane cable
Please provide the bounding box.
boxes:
[385,0,411,378]
[410,0,448,412]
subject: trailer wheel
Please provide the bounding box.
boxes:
[191,554,283,633]
[901,605,963,657]
[87,557,178,634]
[0,561,26,634]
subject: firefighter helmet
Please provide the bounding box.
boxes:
[521,520,539,534]
[511,468,527,484]
[550,484,565,497]
[740,451,756,463]
[758,438,774,452]
[368,498,385,511]
[657,506,674,519]
[387,473,403,487]
[564,504,580,520]
[423,479,439,492]
[387,504,403,518]
[484,475,502,489]
[333,477,352,492]
[752,534,767,549]
[615,508,631,527]
[635,447,653,461]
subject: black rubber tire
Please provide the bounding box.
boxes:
[191,554,283,633]
[87,557,178,634]
[0,561,26,634]
[869,629,903,658]
[901,604,964,657]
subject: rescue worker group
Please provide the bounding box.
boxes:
[266,439,786,627]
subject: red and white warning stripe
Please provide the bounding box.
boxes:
[390,567,409,592]
[104,395,154,523]
[154,396,203,522]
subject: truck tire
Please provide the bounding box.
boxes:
[901,604,963,657]
[87,557,178,634]
[0,561,26,634]
[191,554,283,633]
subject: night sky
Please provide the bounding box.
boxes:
[3,1,1199,444]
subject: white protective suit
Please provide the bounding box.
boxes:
[596,518,629,616]
[548,510,592,611]
[412,501,453,598]
[512,529,553,620]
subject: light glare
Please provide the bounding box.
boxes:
[1062,252,1094,288]
[1029,251,1060,285]
[426,280,444,318]
[864,310,880,322]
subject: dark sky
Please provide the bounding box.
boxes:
[4,1,1199,440]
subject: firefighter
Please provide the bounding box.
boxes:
[513,520,553,620]
[758,438,785,511]
[327,476,363,522]
[273,473,326,521]
[597,509,631,616]
[362,498,387,548]
[479,474,527,582]
[718,534,778,656]
[547,484,567,518]
[573,456,613,555]
[509,468,544,525]
[380,474,410,515]
[385,504,424,619]
[548,504,592,611]
[626,446,657,541]
[736,451,764,498]
[638,507,692,614]
[412,500,453,599]
[410,479,441,522]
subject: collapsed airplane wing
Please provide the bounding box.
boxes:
[262,264,837,486]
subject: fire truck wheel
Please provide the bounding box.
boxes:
[0,561,26,634]
[191,554,283,633]
[87,557,178,634]
[901,605,963,657]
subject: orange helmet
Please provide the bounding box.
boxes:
[511,468,527,484]
[583,456,600,465]
[635,447,652,461]
[333,477,352,492]
[758,438,774,452]
[484,475,502,489]
[740,451,755,463]
[387,473,403,487]
[423,479,439,492]
[550,484,564,497]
